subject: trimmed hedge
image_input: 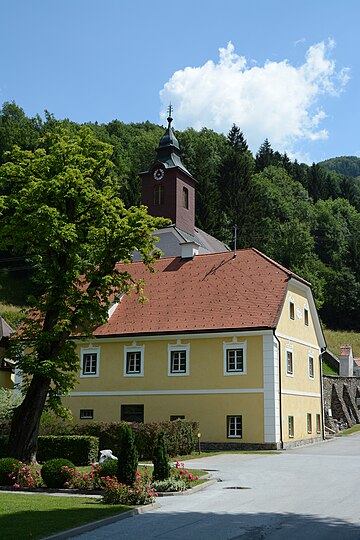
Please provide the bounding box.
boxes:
[77,419,198,460]
[75,422,129,459]
[37,435,99,465]
[134,420,198,459]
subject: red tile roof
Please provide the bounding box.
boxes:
[93,249,301,337]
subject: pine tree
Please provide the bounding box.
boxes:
[117,424,139,485]
[152,431,170,481]
[219,125,256,248]
[227,124,248,152]
[255,138,274,172]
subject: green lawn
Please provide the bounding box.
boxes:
[172,450,279,460]
[324,328,360,358]
[0,493,131,540]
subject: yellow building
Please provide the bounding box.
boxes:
[66,247,325,449]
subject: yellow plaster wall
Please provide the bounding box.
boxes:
[73,335,264,392]
[281,395,322,443]
[63,392,265,443]
[277,284,322,396]
[65,334,266,443]
[277,285,318,346]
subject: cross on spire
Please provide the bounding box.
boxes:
[167,103,173,126]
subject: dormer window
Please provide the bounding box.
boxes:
[154,184,164,205]
[182,187,189,209]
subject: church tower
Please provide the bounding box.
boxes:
[140,107,196,236]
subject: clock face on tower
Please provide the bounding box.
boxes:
[153,168,165,180]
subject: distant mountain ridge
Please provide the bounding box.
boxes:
[319,156,360,179]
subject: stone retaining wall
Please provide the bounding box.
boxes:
[323,376,360,431]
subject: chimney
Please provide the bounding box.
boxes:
[180,241,199,260]
[339,344,354,377]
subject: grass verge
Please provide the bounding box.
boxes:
[336,424,360,437]
[0,493,131,540]
[171,450,279,461]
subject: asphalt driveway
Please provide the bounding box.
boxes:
[72,433,360,539]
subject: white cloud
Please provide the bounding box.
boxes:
[159,40,349,157]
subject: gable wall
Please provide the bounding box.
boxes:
[276,284,323,445]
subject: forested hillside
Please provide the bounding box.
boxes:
[1,101,360,331]
[319,156,360,179]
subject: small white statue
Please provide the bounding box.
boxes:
[99,449,118,463]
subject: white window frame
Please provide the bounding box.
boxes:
[307,413,312,434]
[80,347,100,378]
[124,345,144,377]
[308,355,314,379]
[288,416,294,438]
[223,341,247,376]
[316,414,321,434]
[168,343,190,376]
[304,306,309,326]
[289,300,295,320]
[227,415,242,439]
[286,348,294,377]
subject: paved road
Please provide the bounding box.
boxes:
[73,434,360,539]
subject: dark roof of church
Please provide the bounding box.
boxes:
[174,225,230,253]
[151,115,192,176]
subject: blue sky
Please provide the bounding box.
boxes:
[1,0,359,163]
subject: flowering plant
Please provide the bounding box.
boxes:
[102,470,157,505]
[10,461,42,489]
[151,461,200,492]
[62,463,106,490]
[172,461,199,488]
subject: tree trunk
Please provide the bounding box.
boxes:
[8,374,51,463]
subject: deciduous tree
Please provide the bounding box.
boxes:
[0,125,166,462]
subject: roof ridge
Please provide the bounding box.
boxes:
[250,248,311,286]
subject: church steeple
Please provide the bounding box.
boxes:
[140,107,196,236]
[153,105,191,175]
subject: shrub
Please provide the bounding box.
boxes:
[151,478,187,492]
[117,424,138,485]
[39,410,75,435]
[152,431,170,481]
[102,474,157,505]
[173,460,199,488]
[75,419,198,461]
[64,464,104,490]
[41,458,74,488]
[37,436,99,465]
[10,461,42,488]
[99,460,118,478]
[134,419,198,459]
[0,457,20,486]
[74,422,127,458]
